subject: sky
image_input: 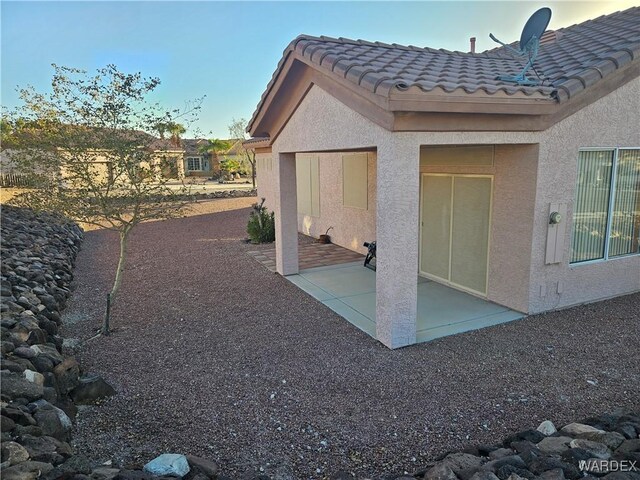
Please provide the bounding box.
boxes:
[1,0,637,138]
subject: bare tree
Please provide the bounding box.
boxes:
[227,118,256,188]
[2,64,202,335]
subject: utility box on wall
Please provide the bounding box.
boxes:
[545,202,568,264]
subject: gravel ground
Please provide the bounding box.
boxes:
[62,198,640,479]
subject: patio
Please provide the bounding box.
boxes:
[250,240,525,344]
[288,261,524,344]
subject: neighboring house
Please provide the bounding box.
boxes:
[2,130,184,185]
[179,139,214,178]
[248,7,640,348]
[179,138,245,178]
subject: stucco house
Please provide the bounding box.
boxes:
[247,7,640,349]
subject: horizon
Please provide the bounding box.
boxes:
[1,1,637,138]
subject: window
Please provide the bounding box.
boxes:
[343,153,368,209]
[296,155,320,217]
[571,148,640,263]
[186,157,202,171]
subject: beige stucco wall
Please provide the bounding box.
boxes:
[267,82,639,320]
[256,151,276,211]
[527,77,640,313]
[296,152,376,254]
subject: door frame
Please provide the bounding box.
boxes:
[419,173,494,298]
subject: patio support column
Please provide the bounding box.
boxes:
[375,138,419,348]
[274,152,299,275]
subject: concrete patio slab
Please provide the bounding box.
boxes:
[287,262,525,345]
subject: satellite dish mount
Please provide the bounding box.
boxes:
[489,7,551,86]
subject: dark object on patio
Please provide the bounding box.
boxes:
[319,226,333,244]
[363,241,376,271]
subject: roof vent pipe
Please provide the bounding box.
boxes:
[469,37,476,53]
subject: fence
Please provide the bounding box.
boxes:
[0,173,37,188]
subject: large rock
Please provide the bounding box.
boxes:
[70,375,116,405]
[91,467,122,480]
[1,415,16,432]
[185,455,218,478]
[0,460,54,480]
[0,371,43,401]
[528,457,581,480]
[537,421,558,436]
[561,423,605,436]
[444,452,485,475]
[143,454,190,477]
[29,344,64,365]
[424,462,458,480]
[31,400,73,441]
[578,431,625,450]
[537,436,574,455]
[615,439,640,454]
[569,439,611,459]
[1,441,30,465]
[24,369,45,386]
[52,357,80,394]
[19,434,72,464]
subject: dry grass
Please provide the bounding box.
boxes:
[0,187,31,203]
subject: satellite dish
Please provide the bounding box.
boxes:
[489,7,552,86]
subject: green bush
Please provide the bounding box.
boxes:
[247,198,275,243]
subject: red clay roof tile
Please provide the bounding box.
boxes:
[248,6,640,132]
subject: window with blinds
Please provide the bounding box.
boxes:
[571,148,640,264]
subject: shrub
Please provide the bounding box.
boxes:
[247,198,275,243]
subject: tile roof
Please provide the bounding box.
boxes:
[248,6,640,132]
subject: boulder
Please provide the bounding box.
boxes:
[31,355,55,374]
[24,369,45,386]
[537,421,558,436]
[424,462,458,480]
[14,346,36,359]
[19,434,72,464]
[578,431,625,450]
[470,472,501,480]
[444,452,485,475]
[615,439,640,454]
[561,423,605,436]
[70,375,116,405]
[482,455,527,473]
[569,439,611,459]
[0,460,55,480]
[0,371,43,401]
[495,465,536,480]
[52,357,80,394]
[528,457,581,480]
[30,344,64,365]
[537,436,574,455]
[185,455,218,478]
[1,414,16,432]
[490,449,515,461]
[1,441,30,465]
[91,467,122,480]
[538,469,566,480]
[143,454,190,478]
[31,400,73,441]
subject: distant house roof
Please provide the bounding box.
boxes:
[247,6,640,138]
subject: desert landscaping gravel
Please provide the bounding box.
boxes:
[61,198,640,479]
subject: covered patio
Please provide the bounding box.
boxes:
[288,261,524,344]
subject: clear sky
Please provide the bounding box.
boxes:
[1,1,636,138]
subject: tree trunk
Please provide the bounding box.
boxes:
[103,228,130,334]
[251,162,256,189]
